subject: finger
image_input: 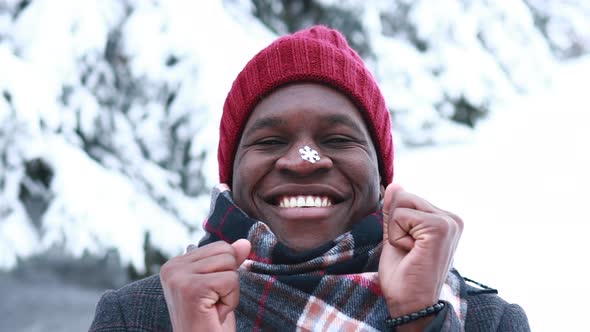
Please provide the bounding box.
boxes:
[186,253,242,274]
[392,190,438,214]
[182,241,235,262]
[231,239,252,266]
[185,243,198,254]
[382,183,404,218]
[163,245,229,286]
[382,183,405,230]
[379,239,406,273]
[205,271,241,323]
[185,271,240,329]
[386,207,415,251]
[221,311,236,331]
[186,239,251,273]
[442,220,463,276]
[382,184,441,223]
[388,208,457,250]
[387,220,415,251]
[217,283,240,323]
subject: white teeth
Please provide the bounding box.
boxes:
[279,195,333,208]
[297,196,305,207]
[314,197,322,207]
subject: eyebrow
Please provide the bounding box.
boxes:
[242,116,285,138]
[242,113,365,138]
[322,114,364,133]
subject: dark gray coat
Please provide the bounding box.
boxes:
[89,272,530,331]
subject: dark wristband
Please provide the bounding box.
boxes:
[384,301,446,329]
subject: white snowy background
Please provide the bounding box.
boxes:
[1,0,589,330]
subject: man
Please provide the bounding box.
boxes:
[90,25,529,331]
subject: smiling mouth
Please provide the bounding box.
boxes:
[276,195,333,208]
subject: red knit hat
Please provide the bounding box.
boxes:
[218,25,393,186]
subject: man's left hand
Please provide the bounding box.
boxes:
[378,184,463,330]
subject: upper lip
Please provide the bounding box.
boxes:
[262,184,347,205]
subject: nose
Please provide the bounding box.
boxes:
[275,144,333,176]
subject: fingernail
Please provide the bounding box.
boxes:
[185,244,197,254]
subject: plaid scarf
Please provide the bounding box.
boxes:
[199,185,466,331]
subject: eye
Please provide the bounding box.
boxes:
[255,138,285,146]
[324,136,353,144]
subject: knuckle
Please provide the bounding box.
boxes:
[444,212,464,234]
[440,216,453,233]
[160,260,175,280]
[213,240,234,254]
[200,272,237,293]
[163,274,182,290]
[432,212,464,236]
[430,214,453,235]
[216,270,239,286]
[204,240,228,250]
[227,271,240,288]
[219,253,239,269]
[202,277,218,290]
[454,215,465,232]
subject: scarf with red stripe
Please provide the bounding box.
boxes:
[199,185,466,331]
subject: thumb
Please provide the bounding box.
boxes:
[231,239,251,266]
[382,183,415,251]
[382,183,404,235]
[382,183,404,217]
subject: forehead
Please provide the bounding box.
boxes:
[243,83,368,133]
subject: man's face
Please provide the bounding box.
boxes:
[232,83,383,251]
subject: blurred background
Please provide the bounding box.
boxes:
[1,0,589,331]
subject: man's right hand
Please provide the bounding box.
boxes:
[161,239,251,332]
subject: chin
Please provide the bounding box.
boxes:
[284,240,325,252]
[277,231,337,252]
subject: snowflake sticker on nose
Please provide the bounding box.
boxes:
[299,145,320,163]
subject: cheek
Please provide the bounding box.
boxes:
[347,154,381,198]
[232,165,251,205]
[232,154,268,206]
